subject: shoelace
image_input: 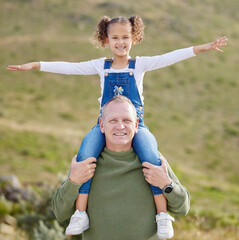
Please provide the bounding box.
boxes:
[70,215,84,224]
[157,218,172,227]
[157,215,174,226]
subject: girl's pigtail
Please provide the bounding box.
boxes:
[129,16,144,43]
[91,16,111,48]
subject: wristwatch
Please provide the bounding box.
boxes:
[163,182,174,194]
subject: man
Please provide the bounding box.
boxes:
[52,95,190,240]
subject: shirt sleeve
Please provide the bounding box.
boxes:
[52,177,82,222]
[40,58,105,75]
[159,152,191,216]
[136,47,196,72]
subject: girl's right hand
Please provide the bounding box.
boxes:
[6,62,40,71]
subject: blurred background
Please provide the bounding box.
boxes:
[0,0,238,239]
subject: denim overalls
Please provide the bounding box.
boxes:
[77,59,163,195]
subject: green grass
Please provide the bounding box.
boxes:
[1,0,239,239]
[0,127,76,182]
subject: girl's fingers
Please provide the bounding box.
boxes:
[7,65,22,71]
[215,47,223,52]
[213,36,228,52]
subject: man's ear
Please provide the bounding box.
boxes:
[135,118,139,133]
[99,118,105,133]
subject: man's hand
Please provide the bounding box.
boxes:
[142,158,172,189]
[69,155,97,185]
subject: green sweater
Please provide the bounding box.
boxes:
[52,148,190,240]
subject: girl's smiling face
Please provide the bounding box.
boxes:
[106,22,134,59]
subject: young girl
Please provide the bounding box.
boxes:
[7,16,227,239]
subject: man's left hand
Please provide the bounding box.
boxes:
[142,158,172,189]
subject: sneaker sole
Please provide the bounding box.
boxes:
[65,224,89,236]
[157,232,174,240]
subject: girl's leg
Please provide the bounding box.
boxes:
[154,195,167,214]
[133,124,167,212]
[65,124,105,236]
[76,194,89,212]
[133,125,174,239]
[76,124,105,211]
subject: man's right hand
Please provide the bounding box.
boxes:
[69,155,97,185]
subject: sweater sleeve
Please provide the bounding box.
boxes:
[52,178,82,222]
[137,47,196,72]
[40,58,105,75]
[159,153,190,216]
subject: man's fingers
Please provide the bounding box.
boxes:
[142,167,149,174]
[85,157,97,164]
[160,158,168,173]
[88,163,97,170]
[71,155,77,163]
[72,156,97,164]
[142,161,151,168]
[160,158,166,167]
[142,160,164,169]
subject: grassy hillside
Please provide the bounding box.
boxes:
[1,0,239,239]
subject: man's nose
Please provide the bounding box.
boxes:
[116,121,125,129]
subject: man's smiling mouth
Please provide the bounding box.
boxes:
[114,133,126,136]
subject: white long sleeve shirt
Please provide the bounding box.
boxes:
[40,47,196,105]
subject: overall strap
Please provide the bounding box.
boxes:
[104,58,135,69]
[128,58,136,69]
[104,59,112,69]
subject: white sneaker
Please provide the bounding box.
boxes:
[65,210,89,236]
[156,212,175,239]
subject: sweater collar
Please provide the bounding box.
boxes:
[103,147,135,158]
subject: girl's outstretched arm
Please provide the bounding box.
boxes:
[7,62,40,71]
[193,36,228,55]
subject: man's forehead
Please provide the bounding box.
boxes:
[105,101,135,117]
[107,101,132,109]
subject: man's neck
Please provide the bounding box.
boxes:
[105,143,132,153]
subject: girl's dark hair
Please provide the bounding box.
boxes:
[91,16,145,48]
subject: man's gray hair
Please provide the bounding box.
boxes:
[101,95,137,120]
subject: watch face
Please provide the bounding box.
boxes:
[164,186,173,193]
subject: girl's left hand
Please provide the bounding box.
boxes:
[211,36,228,52]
